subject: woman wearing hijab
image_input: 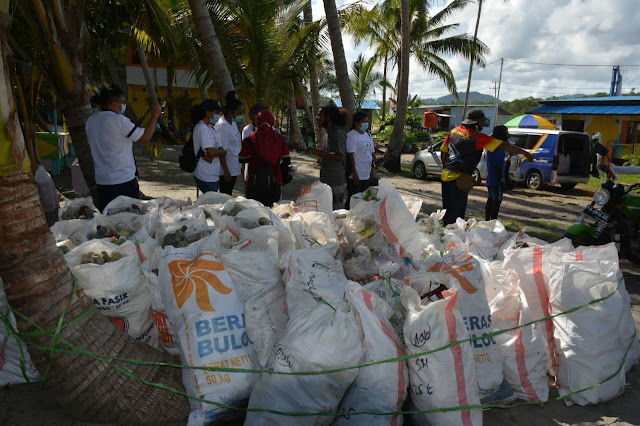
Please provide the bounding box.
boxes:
[239,110,290,206]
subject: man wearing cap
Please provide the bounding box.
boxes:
[440,109,534,225]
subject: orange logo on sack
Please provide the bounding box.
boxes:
[169,254,232,312]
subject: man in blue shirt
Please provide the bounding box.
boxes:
[485,125,510,220]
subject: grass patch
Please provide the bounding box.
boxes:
[578,174,640,192]
[498,218,566,243]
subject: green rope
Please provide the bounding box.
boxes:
[2,275,637,418]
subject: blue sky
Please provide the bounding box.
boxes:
[310,0,640,101]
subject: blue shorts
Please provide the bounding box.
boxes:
[487,185,503,202]
[194,176,219,193]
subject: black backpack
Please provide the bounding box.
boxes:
[179,135,204,173]
[247,140,277,203]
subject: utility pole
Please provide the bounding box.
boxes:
[462,0,483,118]
[495,58,504,123]
[490,81,498,126]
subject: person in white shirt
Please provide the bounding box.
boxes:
[85,85,161,210]
[346,111,376,208]
[215,91,245,195]
[242,102,267,141]
[192,99,228,193]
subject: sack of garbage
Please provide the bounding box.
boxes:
[158,244,259,425]
[194,192,231,207]
[245,297,363,426]
[64,240,158,347]
[86,212,144,242]
[222,248,287,368]
[400,195,423,220]
[130,227,162,272]
[426,248,511,403]
[103,195,158,216]
[59,196,97,220]
[271,201,298,219]
[295,181,333,218]
[50,219,93,253]
[282,246,348,319]
[144,271,180,355]
[335,282,407,425]
[286,211,338,253]
[502,244,567,376]
[401,286,482,426]
[236,207,295,256]
[363,277,407,342]
[548,244,640,405]
[155,208,211,248]
[349,180,421,262]
[0,278,41,386]
[488,278,549,402]
[34,165,59,216]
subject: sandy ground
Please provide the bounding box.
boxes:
[2,145,639,425]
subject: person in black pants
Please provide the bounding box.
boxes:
[215,91,245,195]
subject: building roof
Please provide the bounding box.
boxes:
[331,99,380,110]
[529,105,640,115]
[540,96,640,103]
[416,104,513,115]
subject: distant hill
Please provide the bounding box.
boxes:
[420,91,496,105]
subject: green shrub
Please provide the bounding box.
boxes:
[622,153,640,166]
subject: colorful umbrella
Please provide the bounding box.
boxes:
[504,114,555,129]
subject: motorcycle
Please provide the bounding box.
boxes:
[564,143,640,263]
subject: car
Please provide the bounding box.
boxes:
[506,128,592,190]
[411,141,486,185]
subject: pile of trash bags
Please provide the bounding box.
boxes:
[2,180,639,426]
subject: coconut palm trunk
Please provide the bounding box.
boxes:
[288,92,304,149]
[104,48,138,122]
[188,0,234,101]
[303,5,325,147]
[384,0,410,172]
[296,80,315,139]
[135,40,172,135]
[381,54,388,118]
[462,0,483,117]
[166,63,176,129]
[322,0,356,117]
[0,15,190,423]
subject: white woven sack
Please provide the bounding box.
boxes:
[245,299,363,426]
[401,286,481,426]
[335,282,407,425]
[295,181,333,218]
[222,249,287,368]
[158,245,259,425]
[65,240,158,347]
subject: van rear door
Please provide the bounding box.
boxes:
[557,132,590,177]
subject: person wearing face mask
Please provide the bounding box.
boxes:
[242,102,268,141]
[192,99,228,193]
[440,109,534,225]
[86,85,162,210]
[346,111,375,208]
[215,91,245,195]
[312,104,348,209]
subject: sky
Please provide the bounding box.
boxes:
[310,0,640,101]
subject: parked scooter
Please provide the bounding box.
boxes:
[564,143,640,263]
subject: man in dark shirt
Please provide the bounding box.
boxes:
[441,110,534,225]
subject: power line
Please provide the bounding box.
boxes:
[409,60,501,84]
[503,60,640,67]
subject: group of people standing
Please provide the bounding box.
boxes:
[85,85,531,225]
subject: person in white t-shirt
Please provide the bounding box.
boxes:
[215,91,245,195]
[346,111,376,208]
[192,99,227,193]
[85,85,161,210]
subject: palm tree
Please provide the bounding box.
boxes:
[351,54,384,110]
[187,0,235,101]
[1,3,190,423]
[322,0,356,117]
[343,0,488,170]
[303,5,325,146]
[385,0,411,171]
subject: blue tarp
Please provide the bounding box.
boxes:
[331,99,381,110]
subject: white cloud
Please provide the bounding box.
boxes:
[312,0,640,101]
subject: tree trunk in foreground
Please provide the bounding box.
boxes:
[296,80,315,140]
[322,0,356,121]
[303,5,325,147]
[0,24,190,422]
[188,0,234,101]
[462,0,483,118]
[166,63,176,130]
[384,0,410,172]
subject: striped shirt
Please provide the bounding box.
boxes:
[320,125,347,187]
